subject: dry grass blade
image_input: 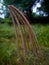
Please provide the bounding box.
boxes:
[8,5,43,59]
[8,6,28,56]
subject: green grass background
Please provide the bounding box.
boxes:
[0,22,49,65]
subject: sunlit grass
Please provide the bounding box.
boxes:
[0,23,49,65]
[0,23,49,47]
[33,24,49,48]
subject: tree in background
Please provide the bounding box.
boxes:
[3,0,49,23]
[41,0,49,16]
[3,0,36,17]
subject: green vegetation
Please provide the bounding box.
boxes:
[0,18,49,65]
[0,0,49,64]
[0,23,49,48]
[33,24,49,48]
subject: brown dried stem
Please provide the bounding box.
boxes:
[8,6,28,56]
[8,5,42,57]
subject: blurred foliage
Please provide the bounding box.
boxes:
[0,18,49,65]
[0,0,49,64]
[3,0,35,9]
[3,0,49,23]
[0,18,12,24]
[3,0,49,12]
[41,0,49,15]
[3,0,36,19]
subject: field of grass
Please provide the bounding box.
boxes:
[0,23,49,65]
[0,23,49,47]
